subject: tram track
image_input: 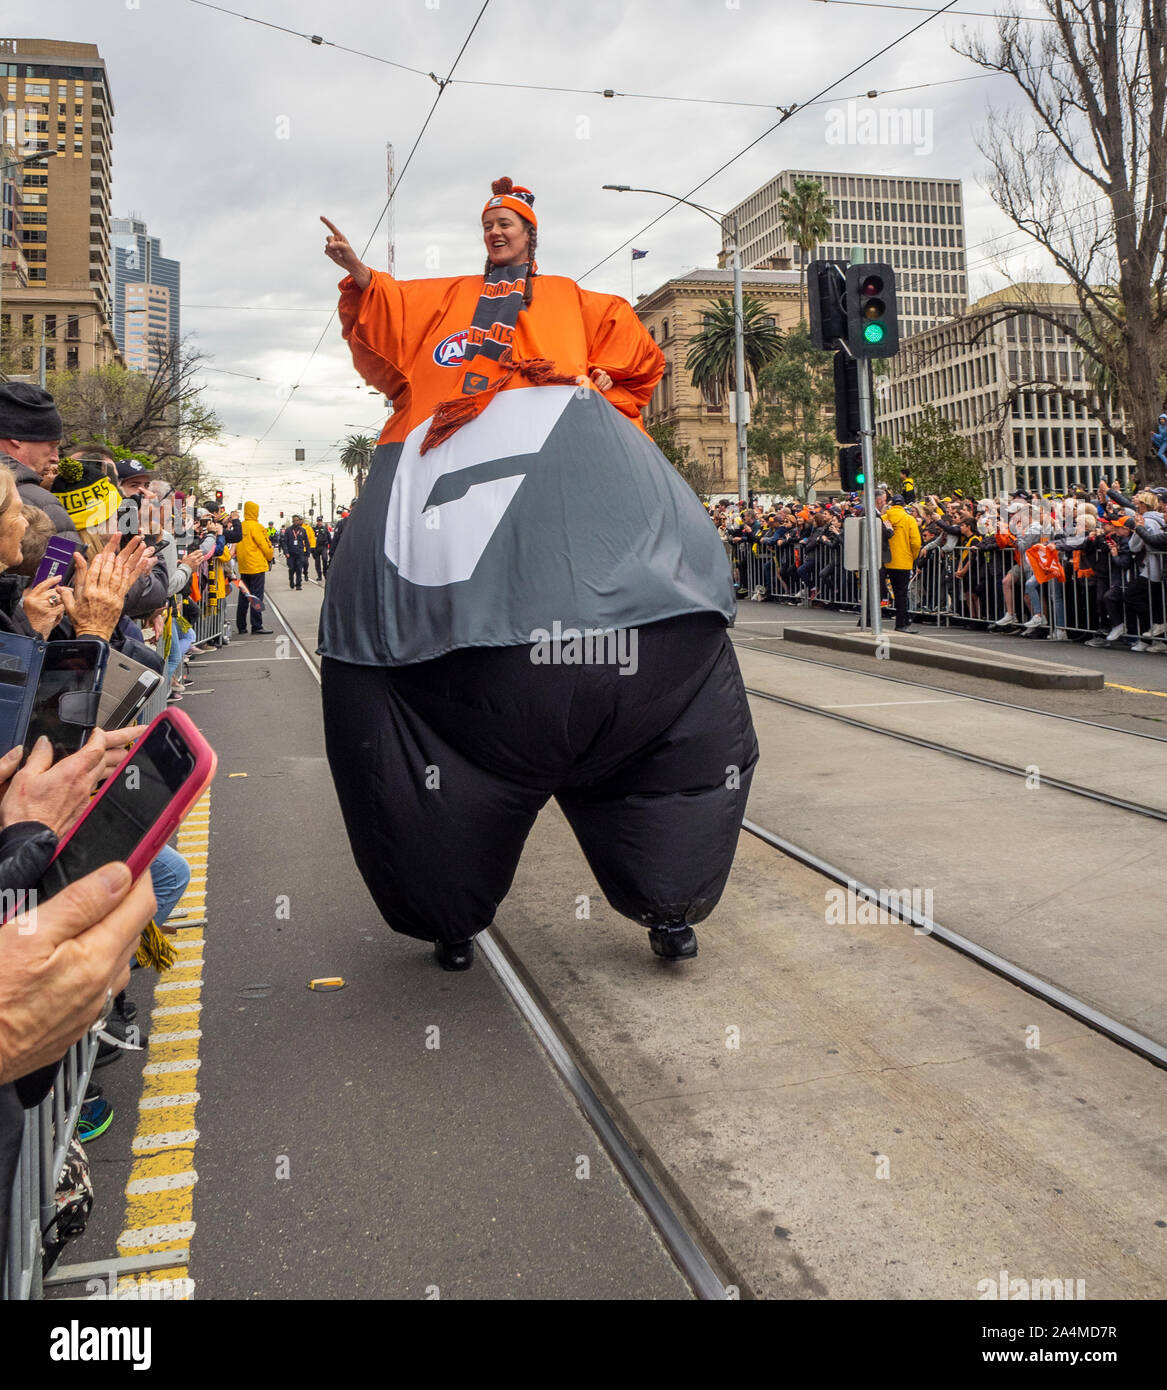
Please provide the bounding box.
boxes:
[267,593,735,1301]
[730,628,1167,745]
[734,633,1167,1072]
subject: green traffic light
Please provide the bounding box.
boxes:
[863,322,885,344]
[856,472,865,484]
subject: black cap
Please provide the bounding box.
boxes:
[0,382,62,442]
[891,493,905,505]
[115,456,155,480]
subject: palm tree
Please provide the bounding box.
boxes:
[778,179,834,323]
[340,433,376,496]
[684,295,784,406]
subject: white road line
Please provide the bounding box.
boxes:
[139,1092,200,1110]
[143,1059,200,1076]
[150,1029,202,1044]
[130,1130,200,1153]
[155,980,203,992]
[118,1221,197,1245]
[125,1174,199,1197]
[151,1003,203,1018]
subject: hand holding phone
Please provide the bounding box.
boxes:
[0,731,107,837]
[21,573,66,640]
[0,866,156,1083]
[37,710,216,900]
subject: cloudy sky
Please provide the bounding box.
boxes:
[11,0,1054,518]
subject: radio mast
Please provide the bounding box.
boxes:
[386,142,396,279]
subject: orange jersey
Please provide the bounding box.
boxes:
[338,271,665,445]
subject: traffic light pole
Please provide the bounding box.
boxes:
[857,356,882,637]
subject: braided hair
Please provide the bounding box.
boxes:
[484,176,537,307]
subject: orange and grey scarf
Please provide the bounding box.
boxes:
[420,261,577,454]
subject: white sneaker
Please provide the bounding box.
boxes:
[1023,613,1047,629]
[1145,622,1167,638]
[1130,640,1151,652]
[751,586,766,602]
[989,615,1017,630]
[1106,623,1126,642]
[1049,629,1070,641]
[1149,641,1167,654]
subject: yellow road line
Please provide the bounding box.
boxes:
[1105,681,1167,698]
[115,790,213,1299]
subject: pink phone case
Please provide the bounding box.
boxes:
[48,707,218,882]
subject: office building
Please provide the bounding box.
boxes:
[0,37,119,374]
[112,214,180,365]
[878,284,1135,495]
[720,169,968,338]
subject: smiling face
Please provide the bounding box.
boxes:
[482,209,530,267]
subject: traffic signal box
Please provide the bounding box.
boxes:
[808,261,847,352]
[845,263,899,359]
[838,445,864,490]
[834,352,860,444]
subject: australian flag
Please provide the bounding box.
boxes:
[631,248,649,260]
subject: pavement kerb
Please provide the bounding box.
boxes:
[780,625,1104,689]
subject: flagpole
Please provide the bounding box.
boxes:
[630,248,635,302]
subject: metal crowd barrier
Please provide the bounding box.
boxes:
[730,537,1167,644]
[3,1033,97,1300]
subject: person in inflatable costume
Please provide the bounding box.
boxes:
[318,177,758,971]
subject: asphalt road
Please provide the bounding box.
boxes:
[54,572,692,1301]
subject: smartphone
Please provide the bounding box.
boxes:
[33,536,80,590]
[24,639,109,759]
[37,708,217,901]
[0,631,46,754]
[116,499,139,552]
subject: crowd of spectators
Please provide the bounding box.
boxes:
[709,473,1167,650]
[0,381,235,1269]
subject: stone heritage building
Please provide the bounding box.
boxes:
[635,267,806,496]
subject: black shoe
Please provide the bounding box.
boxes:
[251,628,274,635]
[114,992,136,1024]
[235,628,247,636]
[648,924,698,960]
[434,938,475,971]
[94,1039,122,1068]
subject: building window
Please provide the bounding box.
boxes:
[66,346,79,370]
[66,316,80,340]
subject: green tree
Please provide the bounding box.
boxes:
[684,295,784,405]
[340,433,376,496]
[46,335,220,466]
[884,407,988,499]
[778,178,834,323]
[749,324,836,496]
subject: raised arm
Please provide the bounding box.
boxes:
[322,216,371,292]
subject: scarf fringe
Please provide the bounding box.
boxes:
[135,919,178,971]
[420,357,581,455]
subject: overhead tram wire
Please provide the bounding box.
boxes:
[245,0,494,462]
[184,0,433,77]
[187,0,1002,113]
[574,0,963,285]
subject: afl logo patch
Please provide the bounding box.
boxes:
[486,196,503,207]
[433,329,470,366]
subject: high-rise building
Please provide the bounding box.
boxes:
[878,284,1134,495]
[0,37,119,375]
[112,215,180,365]
[720,169,968,338]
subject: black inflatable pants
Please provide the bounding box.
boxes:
[322,613,758,945]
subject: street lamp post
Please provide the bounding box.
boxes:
[604,184,749,503]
